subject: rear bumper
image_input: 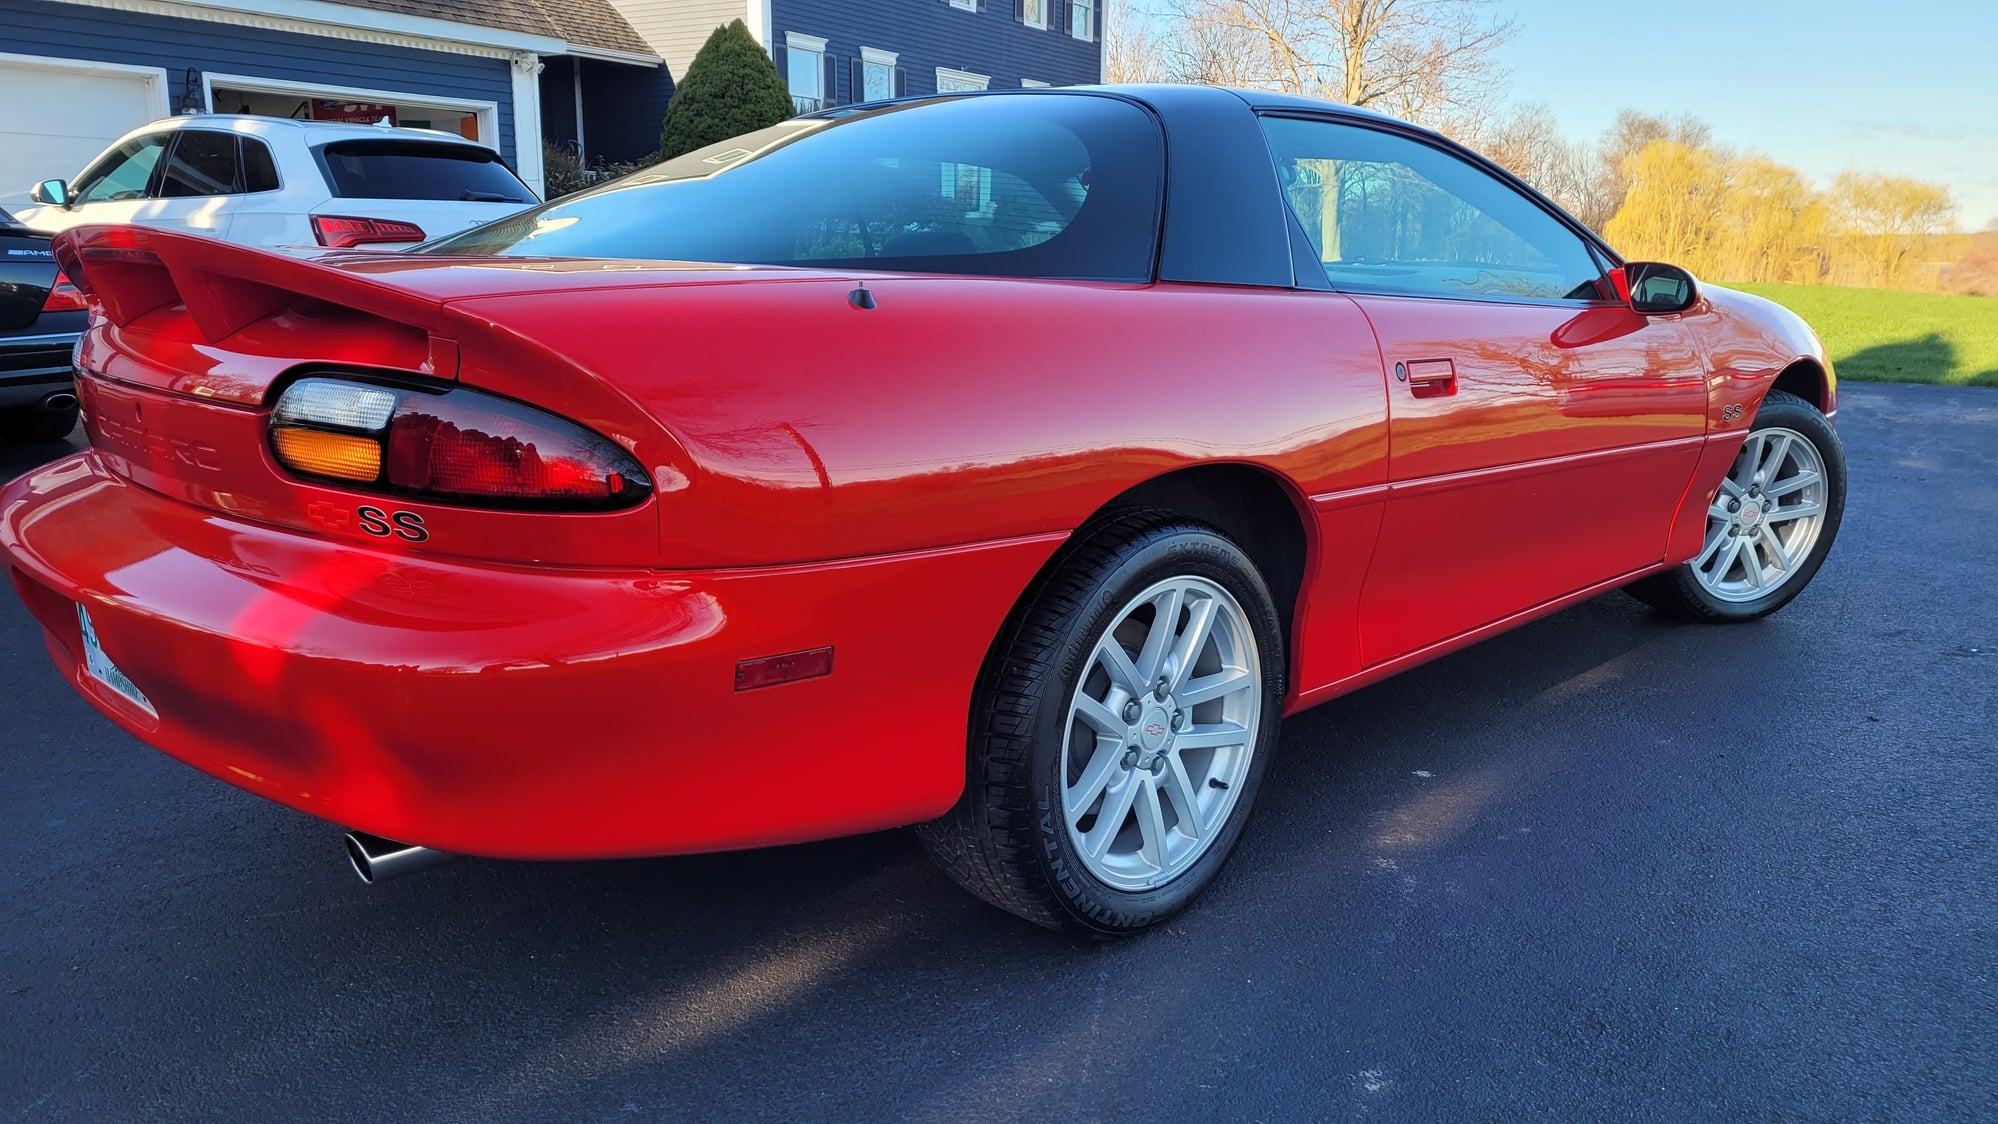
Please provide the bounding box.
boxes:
[0,330,79,406]
[2,452,1061,859]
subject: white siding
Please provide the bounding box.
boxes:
[606,0,753,79]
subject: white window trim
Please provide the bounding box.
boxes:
[785,31,828,52]
[1021,79,1051,88]
[860,46,899,67]
[1022,0,1047,30]
[785,32,827,111]
[935,67,990,92]
[1070,0,1098,42]
[947,0,977,11]
[0,51,172,121]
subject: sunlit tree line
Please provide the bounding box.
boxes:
[1105,0,1971,291]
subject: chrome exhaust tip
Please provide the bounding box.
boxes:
[344,831,453,884]
[40,391,77,411]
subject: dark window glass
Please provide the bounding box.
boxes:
[72,136,169,205]
[317,141,532,202]
[242,138,281,193]
[159,131,241,197]
[424,95,1164,282]
[1260,116,1604,302]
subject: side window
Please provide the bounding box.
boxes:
[241,137,281,193]
[159,131,242,197]
[71,136,170,205]
[1260,116,1605,302]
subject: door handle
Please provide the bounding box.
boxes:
[1396,358,1457,397]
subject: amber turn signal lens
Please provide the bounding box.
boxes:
[272,427,383,482]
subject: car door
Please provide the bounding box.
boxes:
[145,128,248,238]
[1259,115,1710,666]
[36,133,171,236]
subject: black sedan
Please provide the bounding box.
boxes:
[0,206,83,443]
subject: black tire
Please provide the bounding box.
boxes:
[1627,389,1846,622]
[917,510,1286,937]
[0,400,79,444]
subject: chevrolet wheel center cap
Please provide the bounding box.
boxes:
[1139,707,1172,751]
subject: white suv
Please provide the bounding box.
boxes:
[15,115,537,249]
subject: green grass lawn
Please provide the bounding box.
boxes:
[1724,282,1998,386]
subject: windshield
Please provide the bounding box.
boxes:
[424,94,1165,282]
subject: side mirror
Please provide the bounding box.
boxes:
[1615,261,1699,315]
[31,180,70,208]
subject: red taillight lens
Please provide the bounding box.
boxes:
[310,215,427,248]
[41,269,88,313]
[269,377,651,510]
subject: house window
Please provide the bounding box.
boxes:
[1021,79,1051,88]
[786,32,828,113]
[935,67,989,93]
[860,47,899,103]
[947,0,976,10]
[1022,0,1047,29]
[1070,0,1097,40]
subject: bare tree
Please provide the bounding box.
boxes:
[1455,103,1607,229]
[1103,0,1170,83]
[1167,0,1514,126]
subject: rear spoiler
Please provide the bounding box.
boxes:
[52,224,453,349]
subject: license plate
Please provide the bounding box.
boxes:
[76,603,156,718]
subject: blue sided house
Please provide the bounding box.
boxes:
[608,0,1103,111]
[0,0,672,202]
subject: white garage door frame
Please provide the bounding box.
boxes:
[0,51,172,118]
[200,71,500,151]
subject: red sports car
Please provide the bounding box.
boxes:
[1,87,1846,936]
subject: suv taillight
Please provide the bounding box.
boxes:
[269,377,652,510]
[41,269,87,313]
[311,215,427,248]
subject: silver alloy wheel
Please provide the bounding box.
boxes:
[1693,426,1829,603]
[1059,575,1262,891]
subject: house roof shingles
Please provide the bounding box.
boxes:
[335,0,658,58]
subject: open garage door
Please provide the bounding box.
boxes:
[0,54,169,209]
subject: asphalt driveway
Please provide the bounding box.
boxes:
[2,382,1993,1122]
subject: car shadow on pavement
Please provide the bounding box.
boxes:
[20,584,1694,1121]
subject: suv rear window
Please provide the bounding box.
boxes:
[423,94,1164,282]
[316,140,531,202]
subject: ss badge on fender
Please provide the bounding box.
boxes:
[356,506,430,543]
[1721,403,1744,423]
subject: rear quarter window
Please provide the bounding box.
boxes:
[424,94,1165,282]
[316,140,532,202]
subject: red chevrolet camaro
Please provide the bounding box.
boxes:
[2,87,1846,936]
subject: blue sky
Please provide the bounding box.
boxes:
[1495,0,1998,229]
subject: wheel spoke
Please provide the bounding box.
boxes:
[1073,693,1125,737]
[1133,585,1183,685]
[1172,721,1250,751]
[1718,476,1746,499]
[1715,535,1746,581]
[1708,498,1734,522]
[1765,501,1822,524]
[1084,775,1141,859]
[1740,539,1765,588]
[1758,525,1793,570]
[1695,525,1730,570]
[1757,432,1792,484]
[1165,595,1220,694]
[1133,778,1168,870]
[1766,471,1820,499]
[1164,755,1205,840]
[1065,742,1123,819]
[1730,436,1762,487]
[1095,638,1144,696]
[1177,667,1251,707]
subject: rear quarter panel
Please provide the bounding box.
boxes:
[455,277,1391,570]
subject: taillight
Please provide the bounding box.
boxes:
[269,377,652,510]
[41,269,88,313]
[311,215,427,248]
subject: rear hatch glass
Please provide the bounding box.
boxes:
[315,140,532,203]
[0,217,56,332]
